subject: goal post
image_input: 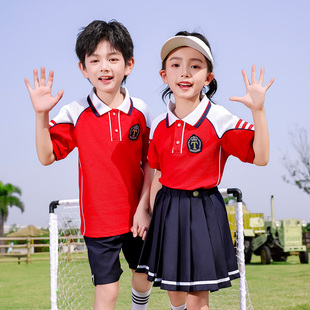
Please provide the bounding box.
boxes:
[49,199,80,310]
[49,189,253,310]
[219,188,247,310]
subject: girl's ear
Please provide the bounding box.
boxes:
[79,61,88,79]
[159,69,168,84]
[125,57,135,76]
[204,72,214,86]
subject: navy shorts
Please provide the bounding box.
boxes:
[84,232,144,286]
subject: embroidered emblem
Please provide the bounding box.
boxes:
[129,124,140,140]
[187,134,202,153]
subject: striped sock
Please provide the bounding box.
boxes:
[132,287,151,310]
[170,302,187,310]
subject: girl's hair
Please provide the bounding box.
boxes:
[161,31,217,103]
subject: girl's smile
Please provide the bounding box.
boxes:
[160,46,214,117]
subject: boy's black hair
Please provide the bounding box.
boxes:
[76,20,134,83]
[161,31,217,103]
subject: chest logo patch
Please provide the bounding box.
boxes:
[187,134,202,153]
[129,124,140,140]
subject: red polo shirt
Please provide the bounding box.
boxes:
[149,96,255,190]
[49,87,151,237]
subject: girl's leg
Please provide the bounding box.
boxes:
[168,291,187,309]
[186,291,209,310]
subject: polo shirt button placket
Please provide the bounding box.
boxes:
[173,121,183,154]
[110,110,121,141]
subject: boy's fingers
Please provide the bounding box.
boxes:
[40,67,46,87]
[33,69,39,87]
[131,226,137,237]
[47,70,54,89]
[264,78,275,91]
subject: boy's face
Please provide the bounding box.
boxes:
[79,40,134,100]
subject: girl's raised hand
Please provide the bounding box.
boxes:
[25,67,64,113]
[229,65,274,111]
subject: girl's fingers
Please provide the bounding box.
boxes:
[251,65,257,85]
[258,67,265,85]
[229,96,243,102]
[242,69,250,87]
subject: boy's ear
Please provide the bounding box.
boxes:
[79,61,88,78]
[159,69,168,84]
[204,72,214,86]
[125,57,135,76]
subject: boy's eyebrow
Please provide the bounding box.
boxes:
[89,50,121,57]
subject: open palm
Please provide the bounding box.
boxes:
[25,67,64,113]
[230,65,274,111]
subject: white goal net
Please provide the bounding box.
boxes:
[49,188,253,310]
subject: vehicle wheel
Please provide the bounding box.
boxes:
[261,245,271,264]
[244,240,252,264]
[299,251,309,264]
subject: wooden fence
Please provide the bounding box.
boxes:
[0,236,85,264]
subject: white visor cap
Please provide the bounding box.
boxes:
[160,35,214,67]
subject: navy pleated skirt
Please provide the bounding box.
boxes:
[136,186,240,292]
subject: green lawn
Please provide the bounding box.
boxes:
[0,254,309,310]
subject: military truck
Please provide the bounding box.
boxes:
[250,195,308,264]
[226,200,264,264]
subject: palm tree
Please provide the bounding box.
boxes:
[0,181,24,253]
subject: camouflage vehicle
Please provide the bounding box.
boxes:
[250,196,308,264]
[226,201,264,264]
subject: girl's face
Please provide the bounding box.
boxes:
[160,46,214,103]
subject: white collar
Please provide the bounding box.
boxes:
[166,95,210,128]
[88,86,132,116]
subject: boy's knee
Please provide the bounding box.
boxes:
[131,271,151,292]
[94,282,119,307]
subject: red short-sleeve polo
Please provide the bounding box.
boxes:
[49,87,152,237]
[148,96,254,190]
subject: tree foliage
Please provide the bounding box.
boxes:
[282,127,310,195]
[0,181,25,238]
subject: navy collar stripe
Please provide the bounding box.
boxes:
[194,101,211,128]
[87,96,100,117]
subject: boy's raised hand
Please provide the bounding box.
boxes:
[25,67,64,113]
[229,65,274,111]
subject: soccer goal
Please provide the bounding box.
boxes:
[49,188,253,310]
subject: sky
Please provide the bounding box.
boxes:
[1,0,310,229]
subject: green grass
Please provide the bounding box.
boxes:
[245,255,310,310]
[0,254,309,309]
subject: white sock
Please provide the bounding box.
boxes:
[132,287,151,310]
[170,302,187,310]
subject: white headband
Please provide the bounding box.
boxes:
[160,35,214,67]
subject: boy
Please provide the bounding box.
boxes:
[25,20,152,310]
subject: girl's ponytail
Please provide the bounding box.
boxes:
[206,78,217,103]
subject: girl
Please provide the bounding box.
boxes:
[136,31,274,310]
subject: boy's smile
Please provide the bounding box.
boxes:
[79,40,134,106]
